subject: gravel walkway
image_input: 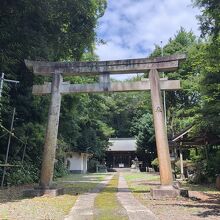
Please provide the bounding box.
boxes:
[64,174,113,220]
[117,173,158,220]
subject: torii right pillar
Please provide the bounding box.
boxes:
[149,69,187,199]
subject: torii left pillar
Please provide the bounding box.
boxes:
[23,71,64,197]
[39,71,63,188]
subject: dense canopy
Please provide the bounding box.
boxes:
[0,0,219,185]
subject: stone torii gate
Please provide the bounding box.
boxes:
[25,54,186,198]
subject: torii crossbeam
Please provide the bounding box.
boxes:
[25,54,186,198]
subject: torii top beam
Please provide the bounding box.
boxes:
[25,54,186,76]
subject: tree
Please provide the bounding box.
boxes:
[59,92,114,159]
[150,28,201,136]
[131,113,156,167]
[193,0,220,139]
[195,37,220,138]
[193,0,220,38]
[0,0,107,184]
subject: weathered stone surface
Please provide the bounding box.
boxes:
[117,174,157,220]
[32,80,181,95]
[64,174,113,220]
[23,188,64,197]
[149,69,173,186]
[39,72,63,189]
[173,180,181,189]
[151,186,179,199]
[26,54,186,198]
[150,186,189,199]
[25,54,186,76]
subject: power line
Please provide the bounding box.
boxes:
[161,41,167,126]
[0,124,26,144]
[0,73,23,187]
[0,133,7,139]
[1,108,16,187]
[0,73,19,99]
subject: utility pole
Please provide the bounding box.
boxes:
[0,72,19,99]
[161,41,167,126]
[1,107,16,187]
[0,73,4,99]
[0,73,20,187]
[21,140,27,164]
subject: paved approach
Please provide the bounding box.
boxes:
[117,173,157,220]
[64,174,113,220]
[65,172,157,220]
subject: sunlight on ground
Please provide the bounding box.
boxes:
[122,172,220,220]
[0,173,110,220]
[0,172,219,220]
[123,172,160,193]
[182,181,220,193]
[94,173,128,220]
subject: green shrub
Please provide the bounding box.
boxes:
[53,159,68,179]
[88,158,100,172]
[151,158,159,171]
[206,150,220,181]
[188,148,220,183]
[6,161,39,186]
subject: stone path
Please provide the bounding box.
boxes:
[65,173,157,220]
[64,174,113,220]
[117,173,158,220]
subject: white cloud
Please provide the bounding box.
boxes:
[95,0,200,80]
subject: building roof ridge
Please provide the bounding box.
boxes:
[109,137,136,140]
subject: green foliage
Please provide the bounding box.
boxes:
[193,0,220,38]
[1,0,219,188]
[151,28,201,136]
[59,93,114,159]
[0,0,107,63]
[197,36,220,137]
[87,158,100,172]
[206,149,220,180]
[6,161,39,186]
[131,112,156,165]
[151,158,159,168]
[54,160,68,179]
[189,148,204,162]
[0,0,107,185]
[188,147,220,183]
[104,92,145,137]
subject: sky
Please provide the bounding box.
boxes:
[95,0,200,80]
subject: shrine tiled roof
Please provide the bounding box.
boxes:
[107,138,137,151]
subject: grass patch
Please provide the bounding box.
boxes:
[0,194,77,220]
[124,172,160,182]
[181,181,220,193]
[94,174,128,220]
[61,182,98,194]
[33,194,77,214]
[56,173,111,195]
[129,184,151,193]
[123,172,160,193]
[58,173,110,182]
[0,183,37,202]
[0,173,109,220]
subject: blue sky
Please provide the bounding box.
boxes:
[95,0,200,65]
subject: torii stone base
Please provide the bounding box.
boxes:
[151,185,188,199]
[23,187,64,198]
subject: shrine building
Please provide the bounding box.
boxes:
[106,138,137,168]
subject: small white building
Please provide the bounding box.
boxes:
[66,152,91,174]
